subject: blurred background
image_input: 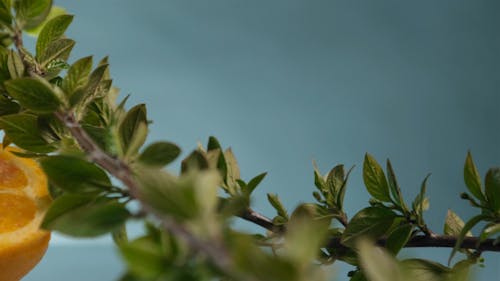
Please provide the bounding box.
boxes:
[26,0,500,280]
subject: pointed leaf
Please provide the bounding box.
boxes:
[387,160,407,211]
[36,14,73,58]
[43,195,130,237]
[5,77,60,113]
[38,38,75,66]
[119,103,147,151]
[386,224,413,255]
[464,152,485,202]
[449,214,488,264]
[363,153,391,202]
[444,210,471,237]
[244,172,267,195]
[139,141,181,167]
[341,207,396,247]
[0,113,55,153]
[7,50,24,78]
[14,0,52,29]
[480,223,500,243]
[267,193,288,220]
[485,168,500,211]
[40,155,111,193]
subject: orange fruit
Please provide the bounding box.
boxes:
[0,146,51,281]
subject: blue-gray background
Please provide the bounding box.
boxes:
[25,0,500,280]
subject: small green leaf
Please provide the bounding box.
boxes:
[43,196,130,237]
[386,224,413,255]
[386,160,408,211]
[480,223,500,243]
[464,152,485,202]
[38,38,75,66]
[62,56,92,96]
[40,155,112,193]
[7,50,24,78]
[5,77,60,113]
[36,14,73,58]
[139,141,181,167]
[134,166,198,220]
[357,239,402,281]
[0,113,55,153]
[70,64,108,107]
[449,214,488,264]
[412,174,431,224]
[224,148,240,185]
[14,0,52,29]
[207,136,222,151]
[400,259,450,281]
[243,172,267,195]
[363,153,391,202]
[485,168,500,211]
[42,193,95,228]
[119,103,147,152]
[444,210,471,237]
[267,193,288,220]
[336,165,354,210]
[326,164,344,198]
[341,207,396,247]
[24,5,66,36]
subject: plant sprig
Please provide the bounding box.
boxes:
[0,1,497,281]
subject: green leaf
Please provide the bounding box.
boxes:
[267,193,288,220]
[139,141,181,167]
[357,239,403,281]
[70,64,108,107]
[42,193,95,228]
[464,152,485,203]
[337,165,354,210]
[5,77,60,113]
[0,95,20,116]
[243,172,267,195]
[119,103,147,153]
[480,223,500,243]
[40,155,112,193]
[7,50,24,78]
[120,237,166,279]
[24,5,66,36]
[341,207,396,247]
[0,113,55,153]
[326,164,344,199]
[14,0,52,29]
[386,160,408,211]
[224,148,240,185]
[412,174,431,224]
[62,56,92,95]
[363,153,391,202]
[43,195,130,237]
[448,214,488,264]
[400,259,450,281]
[134,167,198,220]
[38,38,75,66]
[386,224,413,255]
[485,168,500,211]
[36,14,73,58]
[207,135,222,151]
[444,210,471,237]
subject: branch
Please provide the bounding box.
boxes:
[239,208,500,252]
[54,111,234,272]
